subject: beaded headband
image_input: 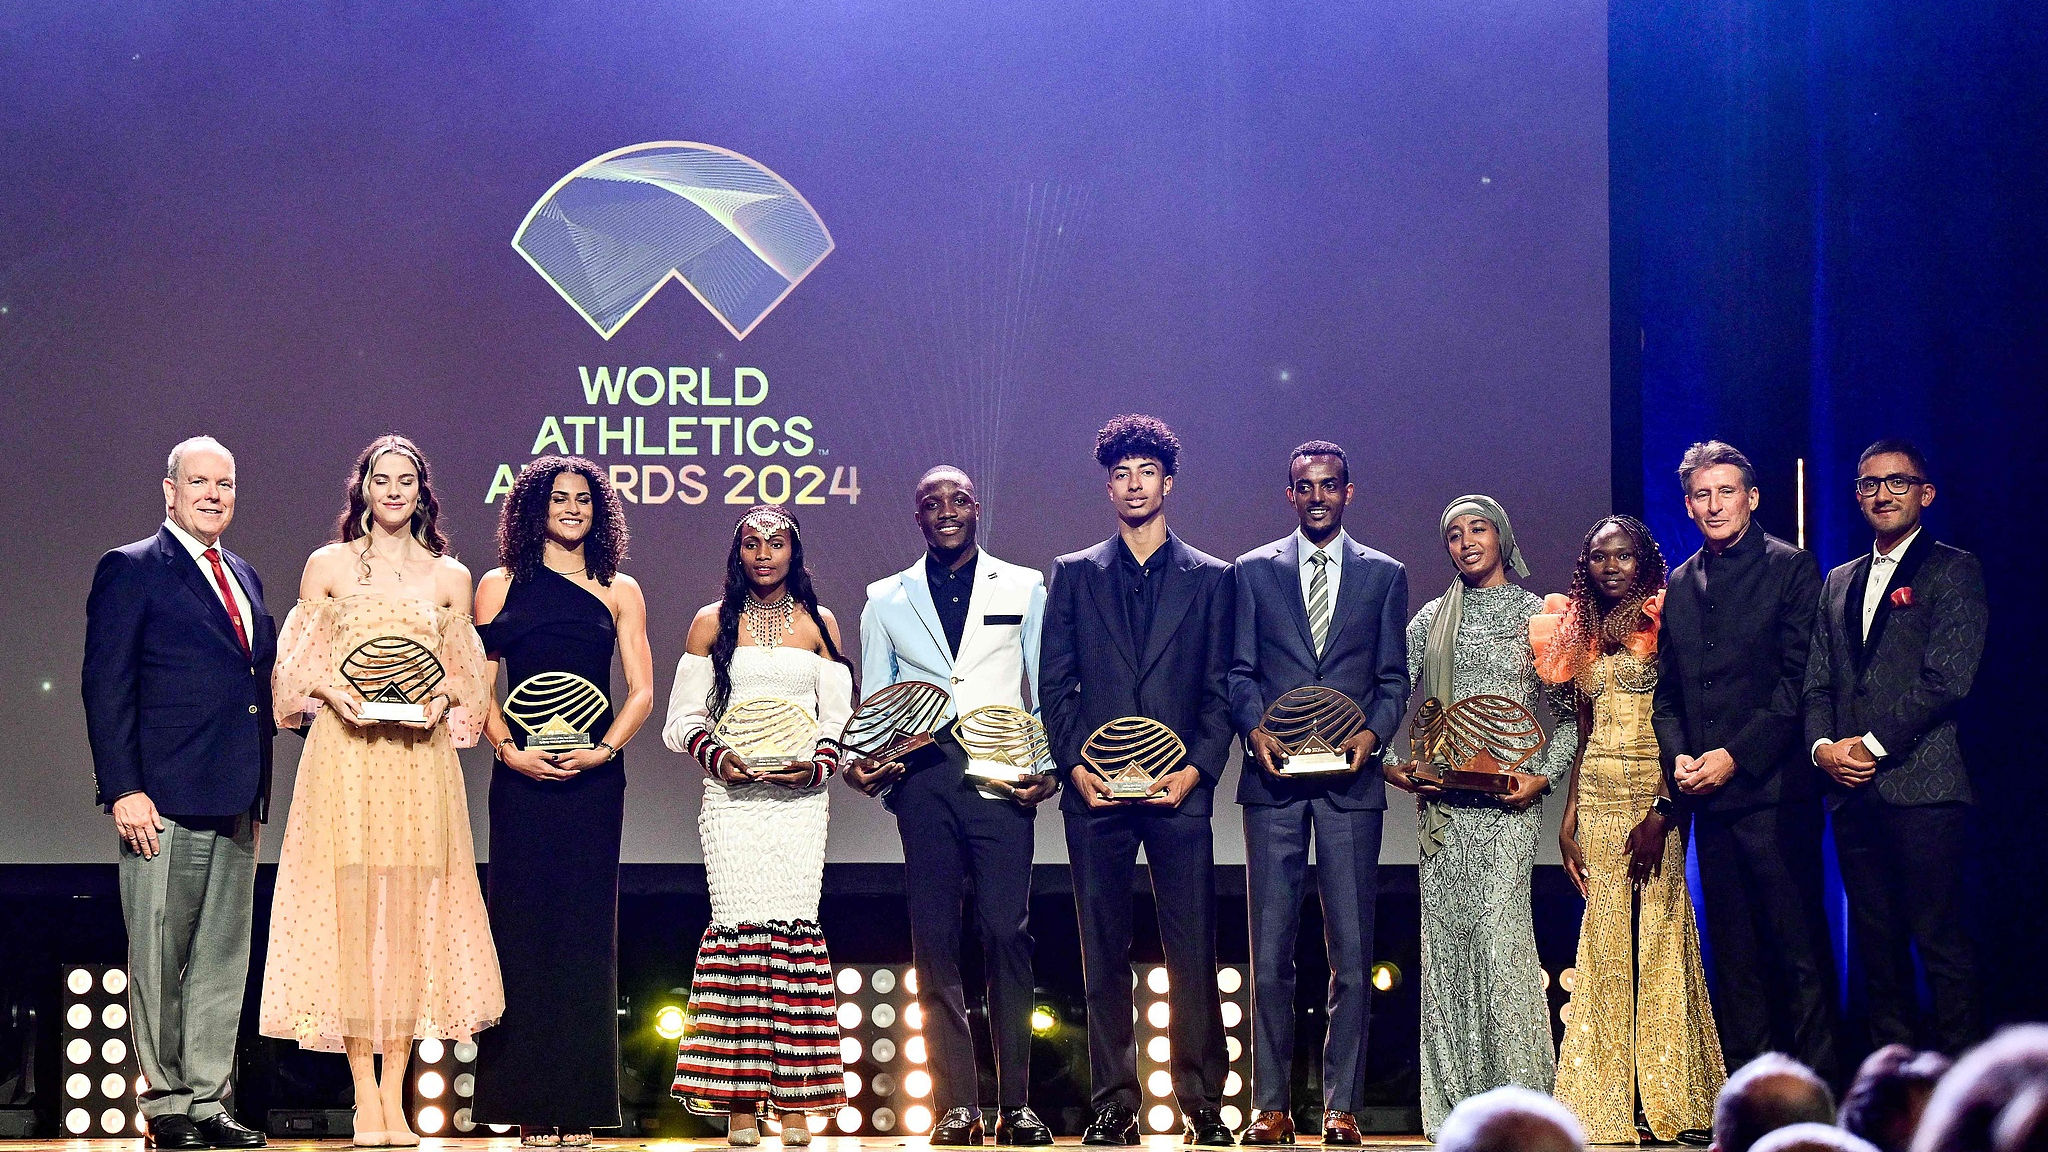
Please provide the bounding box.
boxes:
[735,507,798,542]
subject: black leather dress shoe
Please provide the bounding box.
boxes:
[931,1107,985,1146]
[195,1113,267,1148]
[993,1106,1054,1146]
[1675,1129,1714,1146]
[147,1116,209,1150]
[1183,1108,1235,1147]
[1081,1103,1140,1146]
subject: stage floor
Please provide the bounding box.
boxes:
[2,1139,1697,1150]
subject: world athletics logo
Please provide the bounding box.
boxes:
[513,142,835,340]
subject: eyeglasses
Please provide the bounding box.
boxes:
[1854,473,1927,497]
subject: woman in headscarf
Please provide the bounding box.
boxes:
[1383,495,1577,1139]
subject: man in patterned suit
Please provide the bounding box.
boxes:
[1805,438,1987,1054]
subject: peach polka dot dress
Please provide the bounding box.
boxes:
[258,594,504,1055]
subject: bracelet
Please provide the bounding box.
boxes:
[598,741,619,761]
[495,736,517,751]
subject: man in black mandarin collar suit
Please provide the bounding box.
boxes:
[1652,441,1838,1084]
[1225,442,1409,1147]
[1041,416,1236,1147]
[82,437,276,1149]
[1804,439,1986,1053]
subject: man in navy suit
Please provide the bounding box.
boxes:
[1041,415,1236,1147]
[82,437,276,1149]
[1227,442,1409,1146]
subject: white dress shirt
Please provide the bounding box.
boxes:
[1296,527,1349,615]
[164,517,254,639]
[1812,525,1921,764]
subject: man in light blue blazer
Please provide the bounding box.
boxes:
[850,465,1056,1147]
[1227,441,1409,1147]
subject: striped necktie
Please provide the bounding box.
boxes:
[1307,550,1332,657]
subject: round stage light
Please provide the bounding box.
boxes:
[655,1004,688,1040]
[416,1106,446,1134]
[1031,1007,1057,1034]
[453,1107,476,1133]
[101,1073,125,1098]
[841,1037,863,1064]
[905,969,919,995]
[871,1108,897,1132]
[103,968,129,995]
[763,1115,783,1134]
[1147,1036,1171,1062]
[135,1111,148,1134]
[102,1038,128,1064]
[844,1071,863,1098]
[101,1108,127,1135]
[65,1108,91,1135]
[871,1003,897,1029]
[66,1038,92,1065]
[453,1073,475,1098]
[906,1036,927,1064]
[1216,967,1242,994]
[904,1070,932,1099]
[103,1003,128,1030]
[1147,1105,1176,1133]
[418,1038,445,1063]
[1147,1070,1173,1098]
[67,969,94,995]
[1226,1036,1242,1062]
[1219,1002,1242,1029]
[1559,968,1579,994]
[837,967,864,995]
[489,1124,514,1134]
[872,1073,898,1098]
[453,1041,478,1063]
[1559,1002,1575,1024]
[1540,969,1551,991]
[1371,962,1400,993]
[1146,967,1170,994]
[905,1002,923,1030]
[417,1071,445,1099]
[836,1107,861,1134]
[1146,1001,1170,1029]
[1224,1071,1242,1097]
[67,1073,90,1099]
[808,1114,829,1133]
[136,1076,149,1093]
[67,1004,92,1029]
[840,1003,866,1030]
[872,1039,898,1064]
[903,1105,932,1134]
[872,969,898,994]
[1221,1106,1243,1130]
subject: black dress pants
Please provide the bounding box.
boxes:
[1831,792,1978,1053]
[1693,800,1841,1083]
[1065,803,1228,1115]
[893,739,1039,1112]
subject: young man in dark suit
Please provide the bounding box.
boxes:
[1226,441,1409,1146]
[1653,440,1839,1084]
[82,437,276,1149]
[1041,415,1236,1148]
[1804,438,1987,1053]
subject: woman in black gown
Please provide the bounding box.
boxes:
[472,457,655,1146]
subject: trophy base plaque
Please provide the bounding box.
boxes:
[1280,750,1352,775]
[359,701,427,723]
[883,733,950,774]
[737,754,801,774]
[1107,779,1157,800]
[529,733,594,753]
[1411,765,1516,794]
[965,759,1031,782]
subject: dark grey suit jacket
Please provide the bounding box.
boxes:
[1802,533,1986,807]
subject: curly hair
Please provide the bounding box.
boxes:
[1289,439,1348,484]
[496,455,629,586]
[1095,414,1181,475]
[335,434,449,583]
[707,505,855,721]
[1553,514,1668,663]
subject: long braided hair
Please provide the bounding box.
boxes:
[1553,514,1668,663]
[707,505,854,720]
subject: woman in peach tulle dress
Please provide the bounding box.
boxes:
[261,436,503,1148]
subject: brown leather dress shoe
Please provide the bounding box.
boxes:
[1318,1112,1362,1146]
[1238,1111,1295,1146]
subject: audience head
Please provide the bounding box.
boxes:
[1751,1122,1881,1152]
[1842,1045,1952,1152]
[1913,1025,2048,1152]
[1435,1085,1586,1152]
[1715,1053,1838,1152]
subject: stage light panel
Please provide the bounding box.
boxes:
[406,1034,478,1138]
[829,964,951,1134]
[62,965,140,1137]
[1134,964,1252,1134]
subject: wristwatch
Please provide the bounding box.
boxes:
[1650,795,1676,817]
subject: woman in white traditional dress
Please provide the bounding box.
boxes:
[662,505,854,1146]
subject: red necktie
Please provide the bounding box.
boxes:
[202,547,252,656]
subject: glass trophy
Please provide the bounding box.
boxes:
[341,636,446,723]
[1260,685,1368,774]
[503,671,609,752]
[1081,716,1186,800]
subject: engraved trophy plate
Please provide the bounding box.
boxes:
[842,681,953,773]
[1082,716,1187,800]
[713,697,819,772]
[341,635,446,723]
[1261,685,1368,775]
[1407,694,1546,793]
[954,705,1053,783]
[503,671,609,752]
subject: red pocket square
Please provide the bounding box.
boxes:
[1889,586,1915,608]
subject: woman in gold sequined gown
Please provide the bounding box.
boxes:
[1532,516,1723,1143]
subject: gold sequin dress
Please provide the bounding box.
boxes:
[1553,649,1724,1142]
[259,595,504,1055]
